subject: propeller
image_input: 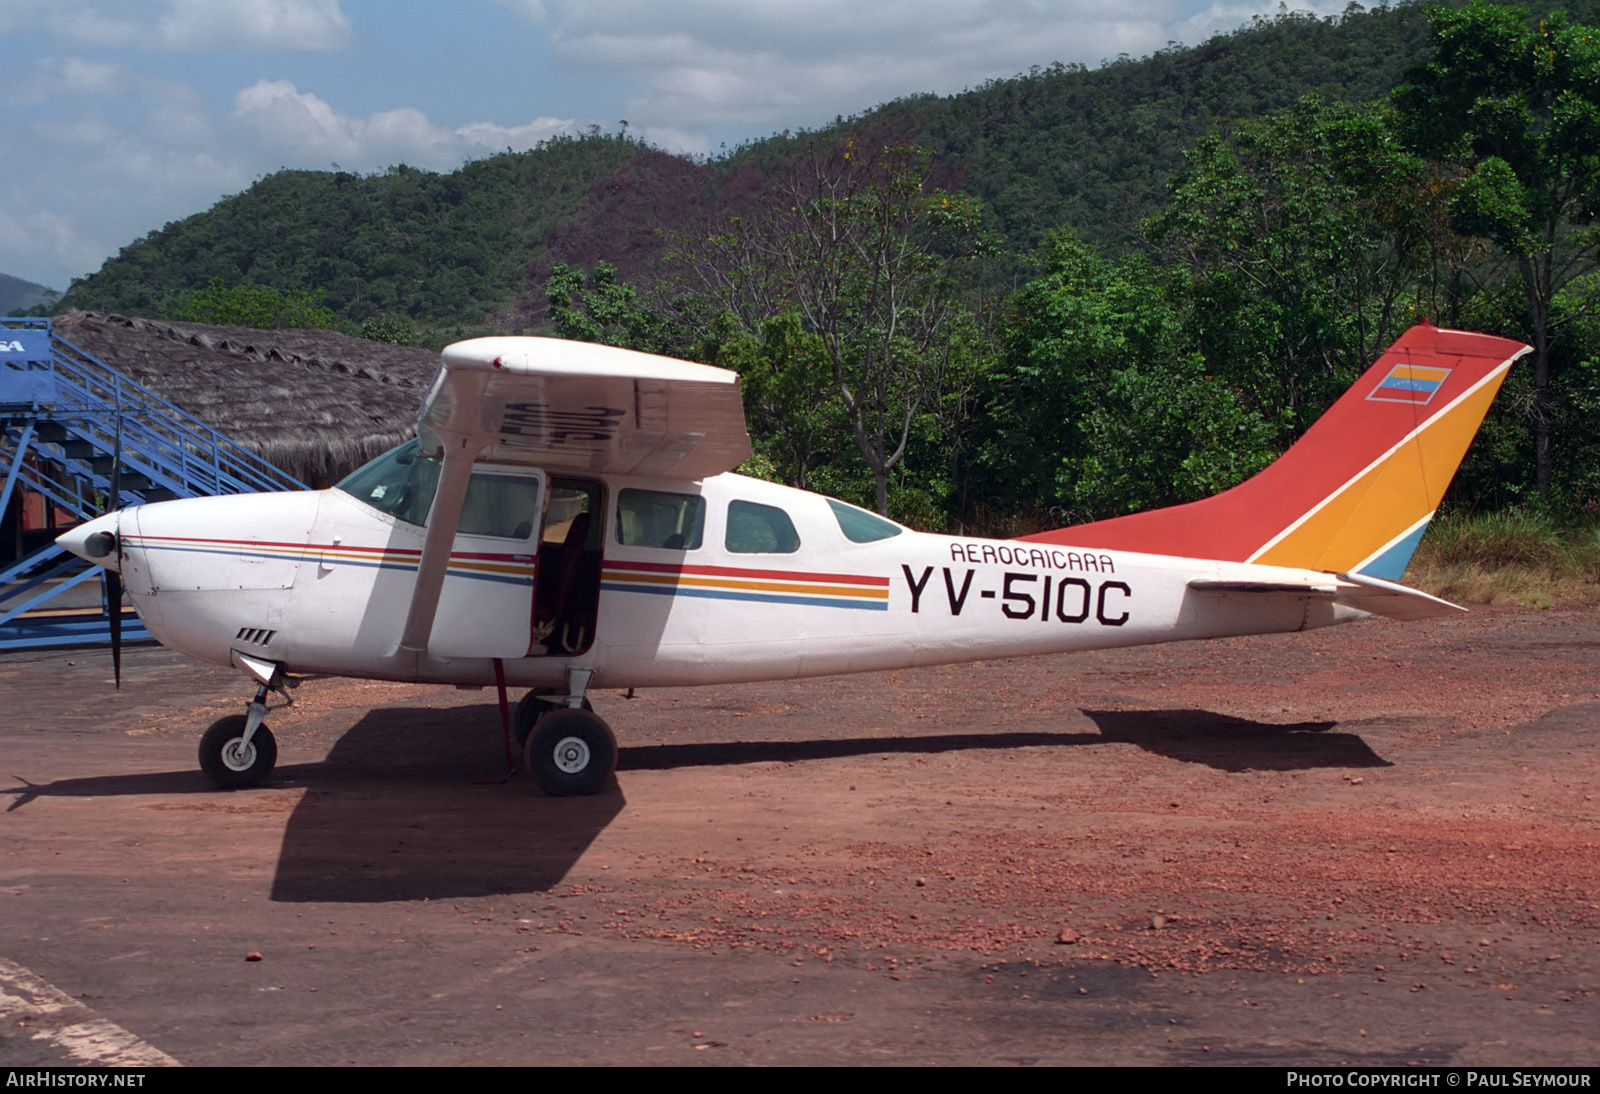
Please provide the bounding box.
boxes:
[105,413,123,689]
[61,413,128,689]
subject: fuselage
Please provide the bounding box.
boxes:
[61,448,1369,692]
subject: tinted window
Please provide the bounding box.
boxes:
[458,473,541,539]
[335,439,440,526]
[826,498,903,543]
[726,500,800,554]
[617,489,704,550]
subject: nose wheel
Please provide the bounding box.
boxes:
[199,714,277,789]
[523,707,616,796]
[198,676,283,789]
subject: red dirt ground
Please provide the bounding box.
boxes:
[1,605,1596,1065]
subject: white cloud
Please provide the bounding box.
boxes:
[491,0,549,25]
[0,0,1359,289]
[230,79,576,168]
[8,56,136,102]
[539,0,1349,135]
[0,91,243,289]
[0,0,351,51]
[156,0,351,51]
[636,125,711,158]
[1173,2,1345,42]
[456,117,582,152]
[0,209,103,277]
[230,79,366,161]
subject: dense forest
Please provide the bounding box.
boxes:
[55,1,1600,533]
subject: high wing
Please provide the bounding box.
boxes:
[419,337,751,480]
[399,337,751,656]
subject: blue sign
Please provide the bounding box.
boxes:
[0,330,52,362]
[0,366,56,406]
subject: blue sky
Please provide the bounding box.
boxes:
[0,0,1345,293]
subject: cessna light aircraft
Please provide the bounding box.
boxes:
[58,323,1527,795]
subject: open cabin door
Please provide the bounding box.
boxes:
[411,335,754,663]
[529,478,603,658]
[427,464,546,659]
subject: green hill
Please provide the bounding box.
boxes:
[67,2,1600,336]
[64,133,643,334]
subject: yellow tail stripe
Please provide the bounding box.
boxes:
[1256,374,1506,571]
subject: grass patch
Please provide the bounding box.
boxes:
[1407,510,1600,607]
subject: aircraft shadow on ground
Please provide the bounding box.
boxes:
[619,708,1389,774]
[1081,708,1392,772]
[1,703,624,905]
[3,768,222,810]
[617,732,1103,770]
[265,704,624,904]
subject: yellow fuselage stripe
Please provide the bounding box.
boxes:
[607,570,888,600]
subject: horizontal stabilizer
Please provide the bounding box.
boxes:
[1330,570,1466,621]
[1188,572,1465,621]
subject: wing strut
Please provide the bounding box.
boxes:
[397,434,486,655]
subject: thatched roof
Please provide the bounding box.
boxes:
[52,311,441,485]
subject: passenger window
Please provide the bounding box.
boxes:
[458,473,542,539]
[826,498,903,543]
[726,500,800,554]
[616,489,704,550]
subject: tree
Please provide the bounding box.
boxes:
[978,231,1279,523]
[1148,93,1444,440]
[173,279,340,330]
[700,310,843,492]
[679,139,993,514]
[360,314,417,345]
[546,261,684,355]
[1394,2,1600,493]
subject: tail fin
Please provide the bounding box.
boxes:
[1022,324,1530,577]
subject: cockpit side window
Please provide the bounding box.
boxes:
[338,440,543,538]
[726,500,800,554]
[457,473,541,539]
[616,489,705,550]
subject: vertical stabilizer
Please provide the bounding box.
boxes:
[1022,324,1530,577]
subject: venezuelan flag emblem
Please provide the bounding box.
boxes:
[1368,363,1452,405]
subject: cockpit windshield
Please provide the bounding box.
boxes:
[335,439,441,526]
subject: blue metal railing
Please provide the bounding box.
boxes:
[1,316,306,649]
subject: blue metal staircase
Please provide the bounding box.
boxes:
[1,316,307,650]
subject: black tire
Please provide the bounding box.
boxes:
[523,708,616,796]
[198,715,277,789]
[514,693,591,749]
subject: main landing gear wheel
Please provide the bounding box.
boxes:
[523,708,616,796]
[198,715,277,789]
[514,693,592,750]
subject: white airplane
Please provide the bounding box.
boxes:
[58,323,1528,795]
